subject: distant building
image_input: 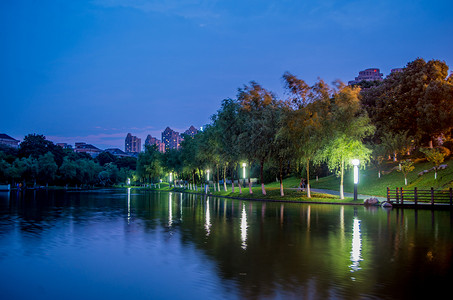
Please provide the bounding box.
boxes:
[56,143,73,150]
[125,133,141,153]
[145,135,165,153]
[0,134,20,148]
[348,68,384,85]
[104,148,130,158]
[390,68,404,74]
[184,125,199,138]
[162,127,182,150]
[74,142,102,157]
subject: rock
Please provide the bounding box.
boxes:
[364,197,379,206]
[381,201,393,208]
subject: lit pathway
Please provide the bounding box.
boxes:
[308,188,387,202]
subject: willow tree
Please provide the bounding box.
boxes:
[137,145,163,184]
[316,83,375,199]
[211,99,243,192]
[282,73,332,197]
[237,81,278,195]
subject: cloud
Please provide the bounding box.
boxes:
[92,0,220,20]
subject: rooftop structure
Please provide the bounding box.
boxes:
[0,134,20,148]
[74,142,102,157]
[104,148,130,158]
[56,143,73,150]
[348,68,384,85]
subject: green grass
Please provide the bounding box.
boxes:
[138,157,453,203]
[309,157,453,197]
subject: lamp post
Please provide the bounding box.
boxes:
[169,172,173,187]
[242,163,246,179]
[352,159,360,201]
[206,170,210,194]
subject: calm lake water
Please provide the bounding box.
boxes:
[0,189,452,299]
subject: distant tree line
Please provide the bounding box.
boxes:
[135,58,453,199]
[0,134,136,187]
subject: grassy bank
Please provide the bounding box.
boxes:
[309,157,453,197]
[135,157,452,203]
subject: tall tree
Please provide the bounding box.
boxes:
[362,58,453,147]
[237,81,278,195]
[316,84,375,199]
[282,74,331,197]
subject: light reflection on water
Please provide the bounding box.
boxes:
[0,189,452,299]
[240,203,247,250]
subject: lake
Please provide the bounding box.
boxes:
[0,189,452,299]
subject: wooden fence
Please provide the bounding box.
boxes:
[387,187,453,207]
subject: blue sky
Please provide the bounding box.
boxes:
[1,0,452,149]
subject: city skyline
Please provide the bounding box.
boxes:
[2,0,452,149]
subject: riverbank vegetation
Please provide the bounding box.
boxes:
[1,58,452,198]
[134,58,452,199]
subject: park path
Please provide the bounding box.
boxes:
[308,188,387,201]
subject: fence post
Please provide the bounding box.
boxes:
[414,187,418,206]
[431,187,434,205]
[450,188,453,206]
[387,187,390,202]
[396,187,399,204]
[401,187,404,205]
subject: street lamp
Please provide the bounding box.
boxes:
[352,159,360,201]
[242,163,246,179]
[169,172,173,186]
[207,169,210,181]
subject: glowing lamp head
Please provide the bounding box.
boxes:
[352,159,359,184]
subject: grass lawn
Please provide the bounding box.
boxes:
[136,157,452,203]
[310,157,453,197]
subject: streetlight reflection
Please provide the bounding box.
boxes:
[127,187,131,224]
[350,216,362,275]
[205,199,211,236]
[168,192,173,227]
[240,203,248,250]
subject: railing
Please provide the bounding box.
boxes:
[387,187,453,207]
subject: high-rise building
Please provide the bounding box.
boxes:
[145,135,166,153]
[125,133,141,153]
[161,127,182,150]
[348,68,384,85]
[183,125,199,138]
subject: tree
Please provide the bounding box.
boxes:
[95,152,117,166]
[281,74,331,197]
[362,58,453,147]
[237,81,278,195]
[137,145,163,184]
[270,106,295,196]
[397,159,415,185]
[369,143,386,178]
[420,147,450,179]
[19,134,65,166]
[37,152,58,185]
[380,131,413,161]
[315,84,375,199]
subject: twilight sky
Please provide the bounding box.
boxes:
[1,0,452,150]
